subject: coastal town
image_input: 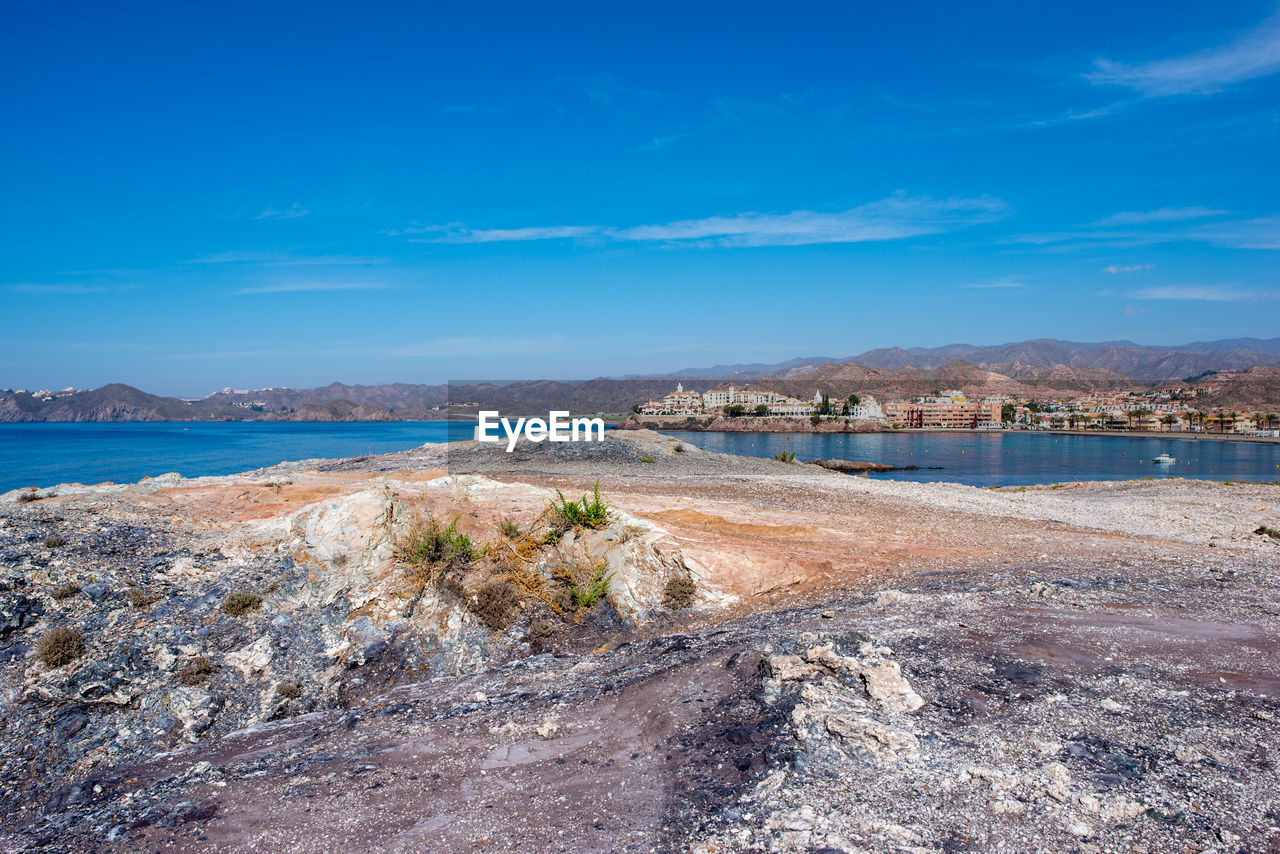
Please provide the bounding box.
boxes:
[637,381,1280,436]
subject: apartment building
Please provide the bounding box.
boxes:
[882,396,1003,428]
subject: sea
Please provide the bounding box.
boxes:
[2,422,1278,493]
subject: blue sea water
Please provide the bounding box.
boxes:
[0,421,471,493]
[2,423,1278,493]
[673,430,1280,487]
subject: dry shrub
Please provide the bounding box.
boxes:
[395,514,477,586]
[43,535,65,548]
[17,492,41,504]
[664,575,696,609]
[473,579,519,630]
[222,592,262,617]
[52,583,81,601]
[127,586,161,608]
[276,681,302,699]
[527,618,558,654]
[37,626,84,668]
[178,656,217,685]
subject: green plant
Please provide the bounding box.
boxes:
[17,492,41,504]
[664,575,696,609]
[43,535,65,548]
[127,586,161,608]
[36,626,84,667]
[178,656,217,685]
[51,583,81,600]
[473,578,520,630]
[773,436,796,463]
[396,515,478,582]
[498,519,521,539]
[571,565,613,608]
[639,455,656,464]
[222,591,263,617]
[276,681,302,699]
[549,481,610,531]
[541,528,563,545]
[1255,525,1280,540]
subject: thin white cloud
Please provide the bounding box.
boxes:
[1103,263,1156,273]
[5,283,132,295]
[254,203,309,220]
[192,251,385,266]
[1093,207,1228,226]
[1190,215,1280,249]
[401,193,1010,249]
[1132,285,1270,302]
[1009,214,1280,251]
[964,276,1027,289]
[231,282,392,295]
[1087,11,1280,96]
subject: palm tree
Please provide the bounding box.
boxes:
[1161,414,1178,432]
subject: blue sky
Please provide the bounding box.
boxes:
[2,1,1279,396]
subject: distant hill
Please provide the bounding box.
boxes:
[1185,367,1280,411]
[663,337,1280,383]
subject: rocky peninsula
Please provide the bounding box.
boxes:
[1,431,1278,852]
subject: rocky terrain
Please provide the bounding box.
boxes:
[1,431,1277,852]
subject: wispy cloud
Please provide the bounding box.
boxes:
[1190,215,1280,249]
[1123,305,1149,316]
[1086,11,1280,96]
[964,276,1027,289]
[1093,207,1228,226]
[230,282,393,295]
[400,193,1010,249]
[1132,285,1271,302]
[5,283,131,295]
[254,203,309,220]
[1103,263,1156,273]
[1008,212,1280,251]
[191,251,385,266]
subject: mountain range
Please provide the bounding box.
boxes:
[4,338,1280,422]
[667,337,1280,383]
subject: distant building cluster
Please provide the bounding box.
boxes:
[882,390,1003,429]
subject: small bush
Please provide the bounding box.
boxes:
[222,592,262,617]
[673,443,685,453]
[549,482,610,532]
[17,492,41,504]
[773,449,796,463]
[276,681,302,699]
[498,519,521,539]
[541,528,563,545]
[527,618,558,654]
[36,626,84,668]
[127,586,161,608]
[571,566,613,609]
[473,579,520,630]
[639,455,656,464]
[52,583,81,600]
[664,575,696,609]
[396,515,477,584]
[43,535,66,548]
[1256,525,1280,540]
[178,656,217,685]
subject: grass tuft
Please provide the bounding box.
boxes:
[664,575,696,609]
[178,655,217,685]
[222,591,262,617]
[276,681,302,699]
[36,626,84,668]
[1255,525,1280,541]
[396,515,478,585]
[17,492,41,504]
[52,583,81,601]
[639,455,656,464]
[498,519,521,539]
[570,565,613,609]
[127,586,161,608]
[43,535,65,548]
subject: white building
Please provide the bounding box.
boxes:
[638,383,704,416]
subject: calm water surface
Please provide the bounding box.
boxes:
[673,430,1280,487]
[0,421,469,493]
[3,423,1278,493]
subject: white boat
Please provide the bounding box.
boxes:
[1153,453,1176,464]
